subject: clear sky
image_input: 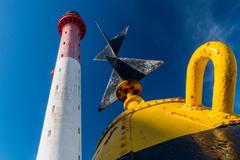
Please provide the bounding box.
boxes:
[0,0,240,159]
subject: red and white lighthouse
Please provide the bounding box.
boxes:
[37,11,86,160]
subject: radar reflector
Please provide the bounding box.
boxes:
[94,23,163,111]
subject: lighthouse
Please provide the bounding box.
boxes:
[36,11,86,160]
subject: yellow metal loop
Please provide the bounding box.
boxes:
[185,41,237,113]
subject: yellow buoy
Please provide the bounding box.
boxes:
[93,41,240,160]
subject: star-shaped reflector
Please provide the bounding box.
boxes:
[94,23,163,111]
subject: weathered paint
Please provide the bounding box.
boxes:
[93,98,240,160]
[94,23,163,111]
[185,41,237,113]
[93,41,240,160]
[37,57,81,160]
[37,11,85,160]
[116,80,142,103]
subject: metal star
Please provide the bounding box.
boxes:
[94,23,163,111]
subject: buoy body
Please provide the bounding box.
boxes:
[93,42,240,160]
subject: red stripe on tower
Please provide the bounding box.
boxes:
[57,11,86,62]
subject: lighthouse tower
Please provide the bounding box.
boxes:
[37,11,86,160]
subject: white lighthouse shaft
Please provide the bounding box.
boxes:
[37,12,85,160]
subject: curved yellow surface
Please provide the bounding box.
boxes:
[93,41,239,160]
[93,98,240,160]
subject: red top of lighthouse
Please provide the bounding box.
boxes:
[58,11,86,39]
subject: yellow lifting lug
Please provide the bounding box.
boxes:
[185,41,237,114]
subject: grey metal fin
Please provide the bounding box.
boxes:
[106,56,163,80]
[119,57,164,76]
[106,56,146,80]
[94,25,129,61]
[98,70,122,111]
[94,45,116,61]
[109,26,129,54]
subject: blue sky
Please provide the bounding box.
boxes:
[0,0,239,159]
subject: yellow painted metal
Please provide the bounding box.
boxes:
[185,41,237,113]
[93,41,240,160]
[124,95,144,110]
[93,98,240,160]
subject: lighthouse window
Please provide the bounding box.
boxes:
[78,128,80,134]
[78,155,80,160]
[65,31,67,34]
[63,42,66,45]
[47,130,51,137]
[78,105,80,110]
[52,105,55,112]
[59,68,61,72]
[56,85,59,90]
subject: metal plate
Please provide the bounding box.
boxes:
[118,125,240,160]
